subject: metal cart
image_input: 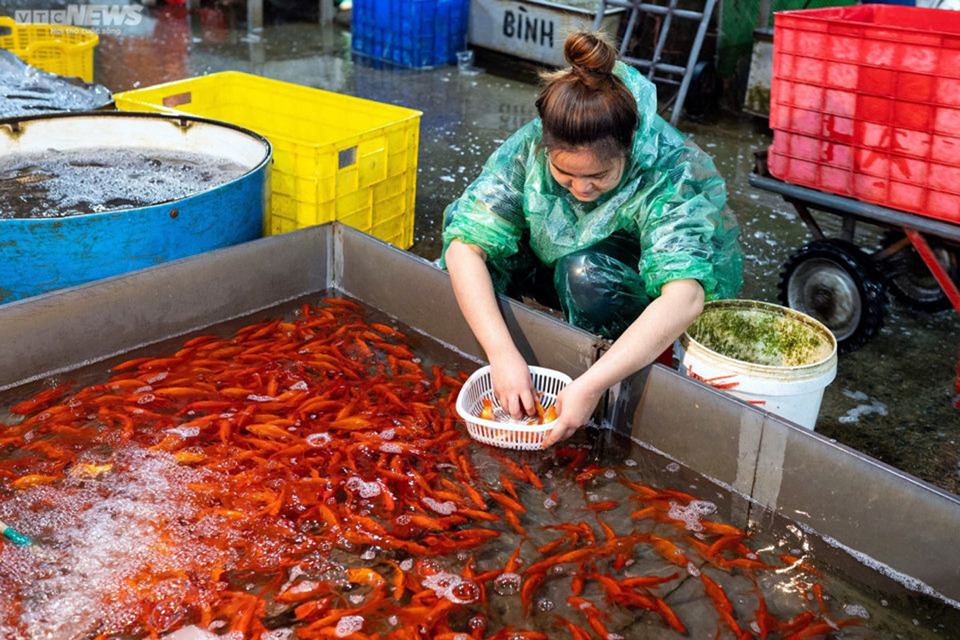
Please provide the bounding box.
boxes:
[749,151,960,408]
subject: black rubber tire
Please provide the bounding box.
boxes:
[879,231,959,312]
[778,239,887,353]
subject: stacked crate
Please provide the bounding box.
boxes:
[351,0,470,68]
[0,16,98,81]
[116,73,421,249]
[769,5,960,224]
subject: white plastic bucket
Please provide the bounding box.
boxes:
[674,299,838,430]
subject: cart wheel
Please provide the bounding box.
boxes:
[880,231,959,312]
[779,239,887,353]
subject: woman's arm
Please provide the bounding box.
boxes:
[541,277,704,448]
[445,239,539,419]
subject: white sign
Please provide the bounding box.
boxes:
[469,0,623,68]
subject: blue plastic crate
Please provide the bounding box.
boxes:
[351,0,469,68]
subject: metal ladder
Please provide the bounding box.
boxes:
[592,0,718,127]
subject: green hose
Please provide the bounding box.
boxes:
[0,520,34,546]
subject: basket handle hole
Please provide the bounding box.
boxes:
[163,91,192,108]
[339,146,357,169]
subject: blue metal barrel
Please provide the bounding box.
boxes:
[0,112,271,303]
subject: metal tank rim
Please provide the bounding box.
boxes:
[0,110,273,218]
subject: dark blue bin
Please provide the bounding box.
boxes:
[351,0,470,68]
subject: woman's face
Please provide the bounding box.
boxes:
[547,147,625,202]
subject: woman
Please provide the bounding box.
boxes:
[442,31,742,448]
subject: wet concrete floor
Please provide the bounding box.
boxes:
[92,5,960,495]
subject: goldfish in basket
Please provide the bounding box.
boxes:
[479,397,496,421]
[537,401,557,423]
[478,397,557,424]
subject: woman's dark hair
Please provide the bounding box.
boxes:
[535,31,638,159]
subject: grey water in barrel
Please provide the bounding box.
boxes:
[0,50,112,118]
[0,148,251,218]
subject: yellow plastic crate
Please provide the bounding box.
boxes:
[0,17,98,82]
[114,72,421,249]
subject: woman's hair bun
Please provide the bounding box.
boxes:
[564,31,617,79]
[536,29,637,158]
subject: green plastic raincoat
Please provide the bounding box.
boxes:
[441,61,742,324]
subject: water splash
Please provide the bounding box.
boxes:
[0,446,236,640]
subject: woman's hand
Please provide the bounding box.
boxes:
[540,279,706,448]
[540,376,604,448]
[489,350,538,420]
[446,239,537,419]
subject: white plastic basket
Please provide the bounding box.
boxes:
[456,365,572,450]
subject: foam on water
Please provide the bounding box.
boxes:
[345,477,382,499]
[422,497,457,515]
[288,580,321,597]
[0,446,236,640]
[492,572,521,596]
[667,499,717,532]
[306,432,332,448]
[335,615,364,637]
[167,426,201,439]
[795,520,960,610]
[844,604,870,619]
[0,148,251,219]
[161,625,221,640]
[422,571,480,604]
[468,615,486,632]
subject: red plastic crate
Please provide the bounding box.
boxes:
[769,5,960,224]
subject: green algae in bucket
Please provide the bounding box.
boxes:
[686,300,835,368]
[675,300,838,429]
